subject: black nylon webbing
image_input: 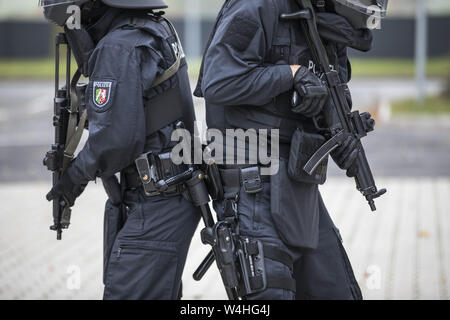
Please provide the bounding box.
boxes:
[263,245,294,271]
[267,276,297,292]
[246,243,296,293]
[248,275,296,293]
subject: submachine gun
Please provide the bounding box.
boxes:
[281,0,386,211]
[43,33,88,240]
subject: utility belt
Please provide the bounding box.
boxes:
[216,128,328,193]
[124,150,189,197]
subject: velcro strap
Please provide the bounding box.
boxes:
[266,275,296,293]
[263,245,294,271]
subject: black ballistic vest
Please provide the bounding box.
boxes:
[199,0,348,144]
[113,13,196,138]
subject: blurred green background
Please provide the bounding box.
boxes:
[0,0,449,112]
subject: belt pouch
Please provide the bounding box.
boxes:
[288,129,328,185]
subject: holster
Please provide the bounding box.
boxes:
[101,175,126,284]
[134,151,188,197]
[204,163,224,201]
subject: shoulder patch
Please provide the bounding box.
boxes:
[92,81,113,109]
[221,15,260,52]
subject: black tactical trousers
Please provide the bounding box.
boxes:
[215,181,362,300]
[103,188,200,300]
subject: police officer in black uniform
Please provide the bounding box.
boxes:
[195,0,387,299]
[41,0,200,299]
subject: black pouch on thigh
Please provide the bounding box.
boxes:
[103,200,125,284]
[288,129,328,185]
[270,159,320,249]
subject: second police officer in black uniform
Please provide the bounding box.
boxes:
[195,0,387,299]
[42,0,200,299]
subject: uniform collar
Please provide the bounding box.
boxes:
[86,8,122,44]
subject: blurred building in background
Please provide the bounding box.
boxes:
[0,0,448,59]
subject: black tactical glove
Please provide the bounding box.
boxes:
[292,66,329,117]
[46,170,87,207]
[331,134,360,177]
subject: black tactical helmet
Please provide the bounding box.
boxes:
[101,0,167,9]
[331,0,388,30]
[39,0,168,26]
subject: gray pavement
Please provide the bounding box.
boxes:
[1,178,448,300]
[0,78,449,300]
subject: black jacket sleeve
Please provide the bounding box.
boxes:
[68,41,148,185]
[201,0,294,107]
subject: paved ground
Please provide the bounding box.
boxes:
[0,178,448,300]
[0,78,449,300]
[185,177,450,300]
